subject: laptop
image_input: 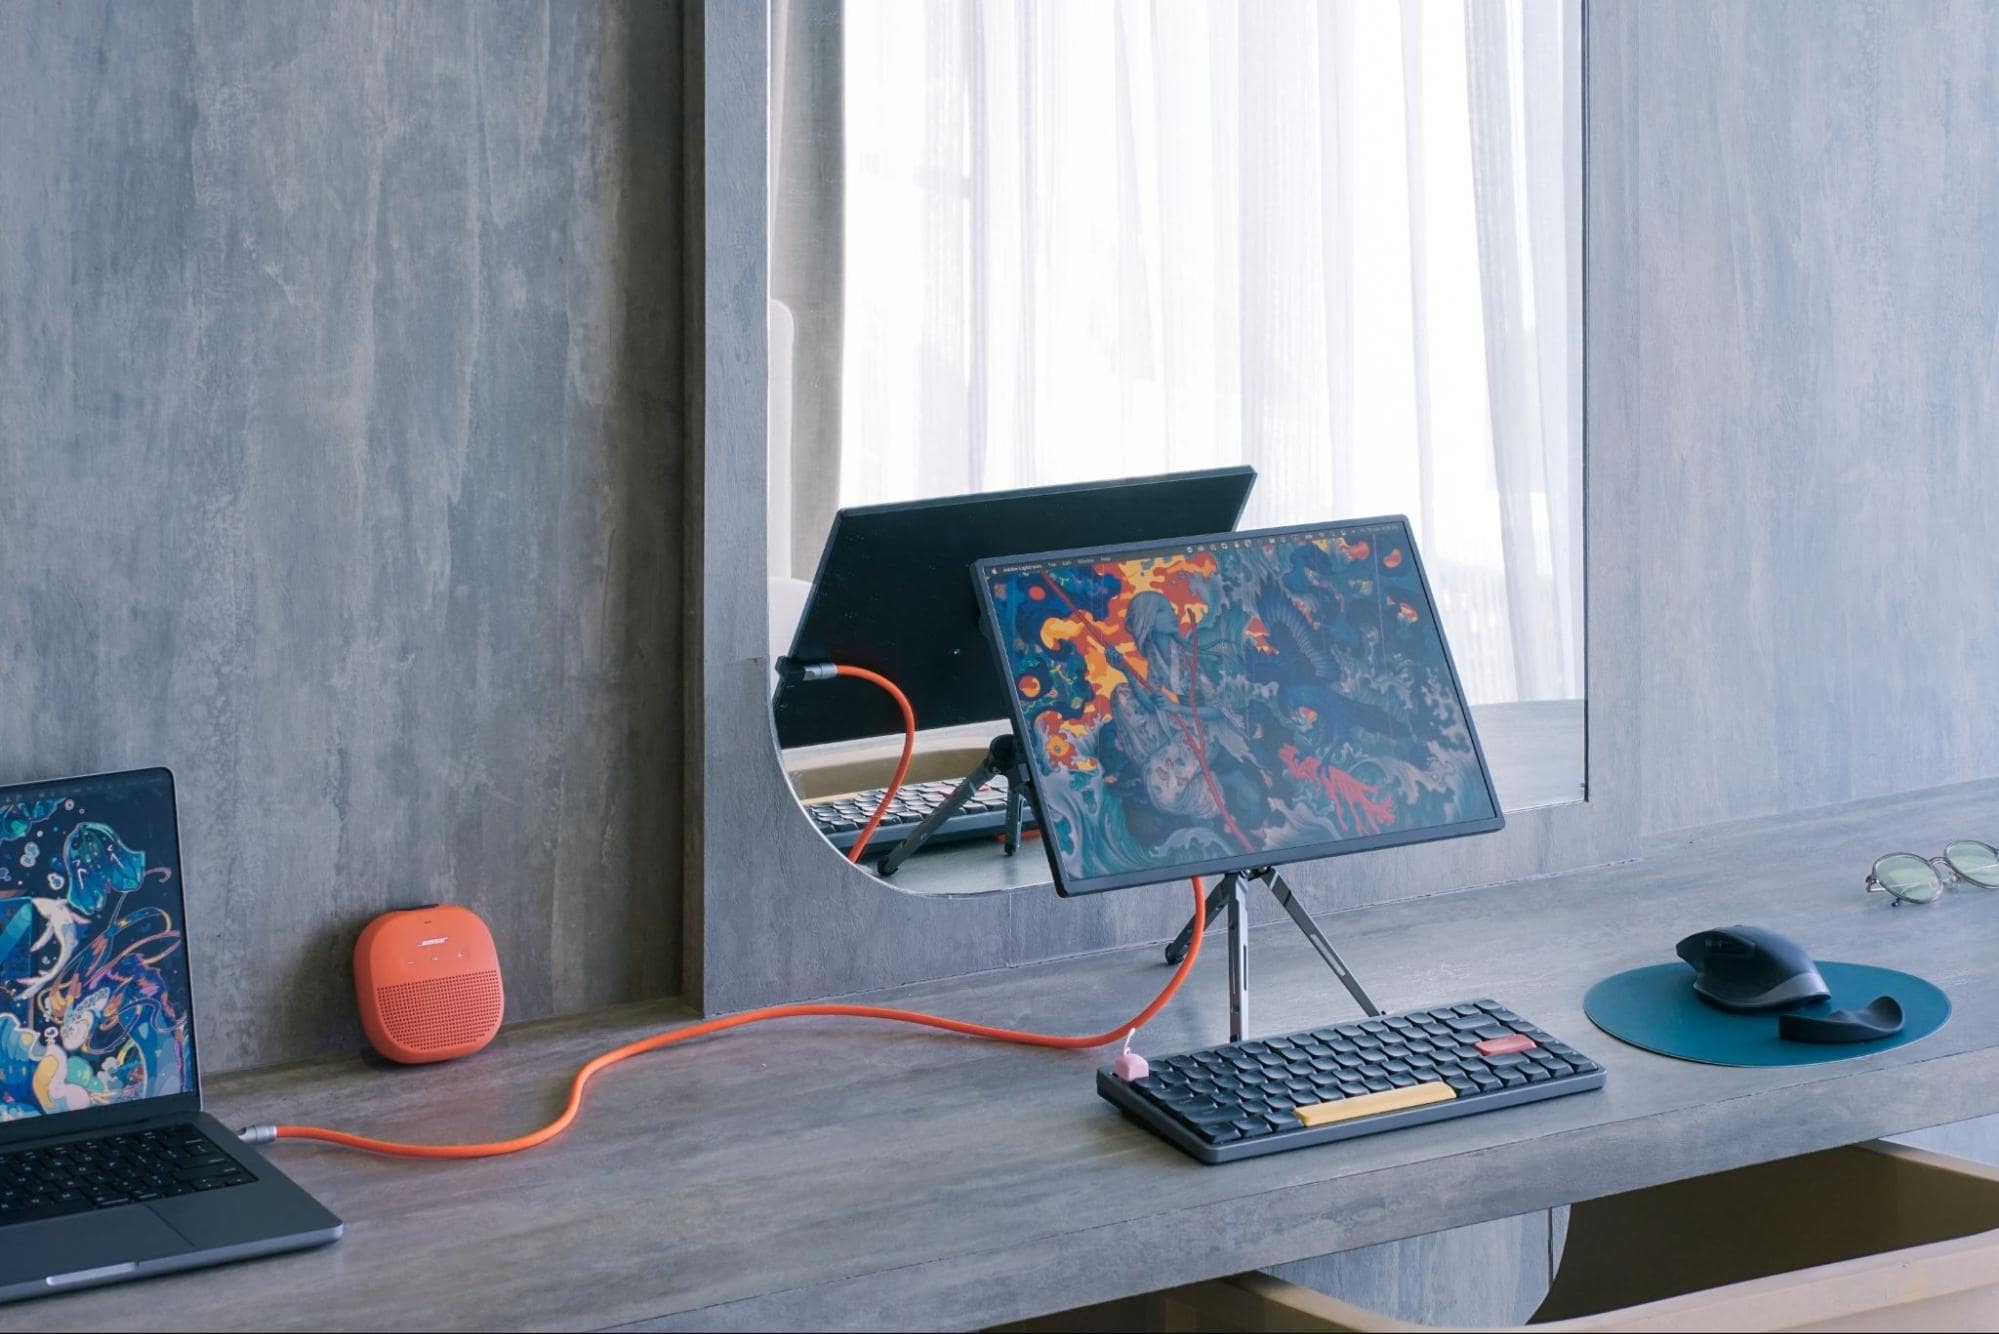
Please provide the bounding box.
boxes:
[0,768,341,1303]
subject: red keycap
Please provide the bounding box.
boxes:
[1475,1034,1537,1056]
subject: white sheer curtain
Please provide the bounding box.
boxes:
[819,0,1579,706]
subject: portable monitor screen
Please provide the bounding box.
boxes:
[0,769,197,1122]
[976,518,1503,896]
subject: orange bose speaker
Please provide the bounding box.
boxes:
[354,904,505,1064]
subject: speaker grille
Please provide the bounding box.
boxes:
[377,970,503,1053]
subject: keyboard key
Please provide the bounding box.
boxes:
[1295,1081,1455,1127]
[1476,1034,1538,1056]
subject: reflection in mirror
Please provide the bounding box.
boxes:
[769,0,1583,878]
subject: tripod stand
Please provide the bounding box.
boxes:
[875,733,1033,877]
[1166,866,1382,1042]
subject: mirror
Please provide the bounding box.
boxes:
[768,0,1584,861]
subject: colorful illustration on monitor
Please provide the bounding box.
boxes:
[0,773,193,1120]
[983,519,1499,891]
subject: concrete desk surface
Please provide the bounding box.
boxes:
[15,778,1999,1332]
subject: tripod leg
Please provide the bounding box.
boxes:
[1227,873,1250,1043]
[1163,877,1235,965]
[1263,871,1382,1017]
[1002,781,1023,856]
[876,760,997,877]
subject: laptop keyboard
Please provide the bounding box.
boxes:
[0,1125,253,1225]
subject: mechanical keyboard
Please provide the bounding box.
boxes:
[0,1125,254,1223]
[1099,998,1604,1164]
[804,777,1036,854]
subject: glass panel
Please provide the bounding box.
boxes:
[771,0,1585,816]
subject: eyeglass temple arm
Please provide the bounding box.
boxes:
[1864,875,1905,906]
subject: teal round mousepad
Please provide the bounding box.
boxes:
[1584,961,1949,1067]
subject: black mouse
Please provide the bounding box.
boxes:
[1675,925,1831,1012]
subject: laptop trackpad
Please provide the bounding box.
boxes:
[0,1207,193,1286]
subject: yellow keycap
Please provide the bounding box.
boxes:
[1293,1081,1456,1127]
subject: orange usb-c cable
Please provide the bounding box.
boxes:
[242,665,1205,1160]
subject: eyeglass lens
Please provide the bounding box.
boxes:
[1875,852,1944,903]
[1945,840,1999,888]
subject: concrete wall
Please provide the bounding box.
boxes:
[1626,0,1999,837]
[1610,0,1999,1187]
[0,1,699,1072]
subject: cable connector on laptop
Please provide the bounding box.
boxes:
[238,1124,278,1145]
[775,656,839,686]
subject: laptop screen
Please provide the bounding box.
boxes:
[0,769,196,1122]
[976,518,1503,895]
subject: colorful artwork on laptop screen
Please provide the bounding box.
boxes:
[987,521,1496,883]
[0,778,191,1120]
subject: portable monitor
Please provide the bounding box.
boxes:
[975,517,1503,896]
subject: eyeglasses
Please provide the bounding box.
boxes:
[1866,840,1999,905]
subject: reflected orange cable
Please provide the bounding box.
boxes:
[834,665,916,864]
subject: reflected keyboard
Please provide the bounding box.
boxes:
[1099,998,1605,1164]
[803,777,1036,854]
